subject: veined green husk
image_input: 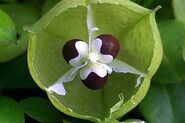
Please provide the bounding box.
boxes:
[27,0,162,122]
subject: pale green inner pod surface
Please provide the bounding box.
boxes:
[28,0,162,122]
[92,3,154,72]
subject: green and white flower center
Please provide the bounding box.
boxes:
[47,4,146,96]
[66,38,114,80]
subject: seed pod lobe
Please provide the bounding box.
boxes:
[82,72,108,90]
[97,34,120,58]
[63,39,80,63]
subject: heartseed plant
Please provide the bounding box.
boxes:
[1,0,185,123]
[27,0,162,122]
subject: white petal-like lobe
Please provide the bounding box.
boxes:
[91,38,113,63]
[69,41,88,67]
[75,41,88,55]
[109,59,145,87]
[80,62,111,80]
[109,59,145,76]
[47,82,66,95]
[136,75,143,87]
[47,65,85,95]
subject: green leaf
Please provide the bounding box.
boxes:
[0,9,16,44]
[173,0,185,23]
[0,3,39,63]
[139,82,185,123]
[153,20,185,84]
[0,53,37,92]
[183,40,185,61]
[131,0,155,8]
[0,96,24,123]
[19,97,63,123]
[173,0,185,61]
[0,0,17,3]
[27,0,162,122]
[141,0,155,8]
[147,0,174,19]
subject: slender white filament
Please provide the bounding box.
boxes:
[87,5,99,54]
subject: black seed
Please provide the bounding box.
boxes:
[82,72,108,90]
[97,34,120,58]
[62,39,81,63]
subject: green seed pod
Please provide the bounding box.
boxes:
[27,0,162,122]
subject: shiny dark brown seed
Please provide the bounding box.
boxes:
[62,39,80,63]
[97,34,120,58]
[81,72,108,90]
